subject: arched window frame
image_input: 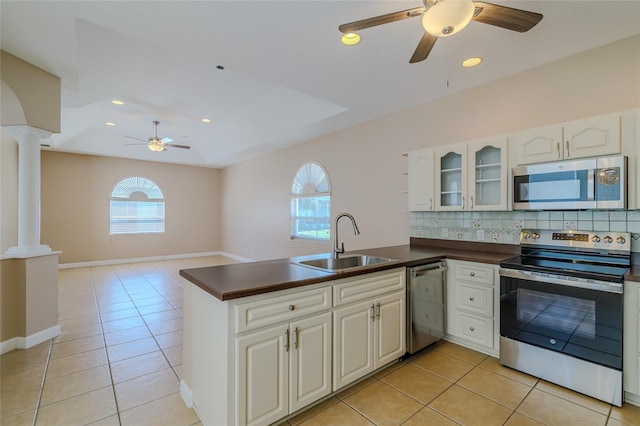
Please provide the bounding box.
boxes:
[110,176,165,235]
[290,161,331,242]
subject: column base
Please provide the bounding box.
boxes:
[5,244,52,258]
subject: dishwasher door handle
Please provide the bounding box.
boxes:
[411,264,446,278]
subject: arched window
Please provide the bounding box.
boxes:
[290,162,331,241]
[110,176,165,235]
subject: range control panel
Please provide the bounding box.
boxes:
[520,229,631,252]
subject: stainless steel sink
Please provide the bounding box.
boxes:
[292,254,397,272]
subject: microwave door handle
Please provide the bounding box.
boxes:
[588,169,595,201]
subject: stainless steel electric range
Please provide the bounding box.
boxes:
[499,229,631,406]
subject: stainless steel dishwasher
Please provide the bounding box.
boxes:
[406,262,447,355]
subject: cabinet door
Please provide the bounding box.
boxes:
[408,149,435,211]
[333,300,374,391]
[435,144,467,211]
[564,114,621,159]
[512,125,563,165]
[467,139,508,211]
[374,291,406,368]
[236,326,288,426]
[290,312,332,413]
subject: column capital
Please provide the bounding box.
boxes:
[4,125,52,139]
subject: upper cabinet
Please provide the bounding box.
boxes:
[434,138,508,211]
[512,113,621,165]
[407,149,435,211]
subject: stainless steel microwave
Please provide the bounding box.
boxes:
[512,156,627,210]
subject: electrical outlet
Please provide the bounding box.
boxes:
[564,220,577,230]
[477,229,485,241]
[441,227,448,238]
[514,220,524,229]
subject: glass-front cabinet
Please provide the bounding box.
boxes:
[435,144,467,211]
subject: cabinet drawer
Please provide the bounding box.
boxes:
[333,269,405,307]
[235,286,331,334]
[456,311,493,348]
[454,263,494,286]
[456,283,493,317]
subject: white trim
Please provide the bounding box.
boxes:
[180,379,194,408]
[0,324,60,355]
[58,251,253,269]
[625,391,640,407]
[1,249,61,261]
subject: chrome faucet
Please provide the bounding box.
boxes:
[334,213,360,258]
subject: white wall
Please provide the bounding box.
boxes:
[220,35,640,261]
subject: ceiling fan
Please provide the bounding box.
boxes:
[125,120,191,152]
[338,0,543,63]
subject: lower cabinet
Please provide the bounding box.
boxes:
[236,312,332,426]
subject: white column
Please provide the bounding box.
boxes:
[5,125,52,257]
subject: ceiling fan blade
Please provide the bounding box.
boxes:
[472,1,543,33]
[409,32,438,64]
[165,144,191,150]
[124,135,148,143]
[339,7,425,33]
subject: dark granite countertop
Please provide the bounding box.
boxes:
[179,238,640,301]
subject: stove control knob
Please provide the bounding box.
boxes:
[532,232,540,240]
[616,236,626,244]
[522,232,531,240]
[592,235,601,243]
[603,236,613,244]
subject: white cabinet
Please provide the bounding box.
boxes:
[623,280,640,403]
[407,148,435,211]
[445,260,499,355]
[435,139,508,211]
[333,269,405,391]
[512,113,621,165]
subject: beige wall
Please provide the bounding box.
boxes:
[40,151,222,264]
[220,35,640,261]
[0,127,19,253]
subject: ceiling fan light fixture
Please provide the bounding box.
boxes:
[341,32,362,46]
[148,141,165,152]
[422,0,475,37]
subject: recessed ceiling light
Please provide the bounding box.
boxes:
[341,33,361,46]
[105,122,116,126]
[462,57,483,67]
[201,118,212,123]
[111,100,124,105]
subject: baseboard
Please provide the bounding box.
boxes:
[0,324,60,355]
[180,379,194,408]
[59,251,253,269]
[625,391,640,407]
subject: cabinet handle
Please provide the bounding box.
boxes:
[470,327,475,332]
[376,302,381,320]
[556,142,561,158]
[293,327,299,350]
[470,195,474,210]
[462,196,465,209]
[469,296,475,301]
[285,328,290,352]
[371,304,375,322]
[470,272,475,277]
[288,305,295,311]
[565,140,570,158]
[429,198,433,211]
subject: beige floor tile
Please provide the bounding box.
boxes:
[380,363,452,404]
[59,314,100,330]
[344,380,423,426]
[142,309,182,324]
[289,396,340,425]
[457,366,532,409]
[114,367,180,411]
[401,406,458,426]
[40,364,112,406]
[0,344,50,371]
[411,349,474,382]
[610,402,640,425]
[1,361,46,392]
[504,412,546,425]
[110,350,171,383]
[106,336,160,362]
[46,348,108,378]
[163,344,183,366]
[372,361,403,379]
[131,295,166,307]
[0,383,41,419]
[104,325,152,346]
[155,330,183,349]
[59,306,99,320]
[478,356,539,387]
[98,300,135,313]
[0,409,36,425]
[296,401,373,426]
[534,380,611,415]
[101,315,146,333]
[119,392,199,426]
[429,384,512,426]
[35,386,117,426]
[137,301,175,315]
[173,364,184,380]
[50,334,105,360]
[517,388,608,426]
[147,318,183,335]
[54,323,102,343]
[100,307,140,322]
[87,414,121,425]
[336,377,377,400]
[434,341,488,365]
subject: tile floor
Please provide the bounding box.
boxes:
[1,255,640,426]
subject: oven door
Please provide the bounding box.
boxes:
[500,269,622,370]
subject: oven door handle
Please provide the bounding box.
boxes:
[499,268,623,294]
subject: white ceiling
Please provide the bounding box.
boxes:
[2,1,639,168]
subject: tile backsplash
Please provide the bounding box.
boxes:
[410,210,640,252]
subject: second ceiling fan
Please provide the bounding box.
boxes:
[339,0,543,63]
